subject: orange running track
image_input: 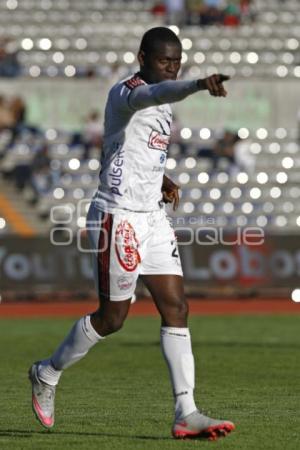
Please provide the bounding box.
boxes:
[0,298,300,318]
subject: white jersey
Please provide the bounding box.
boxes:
[93,74,199,213]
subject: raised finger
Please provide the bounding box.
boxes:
[218,74,230,82]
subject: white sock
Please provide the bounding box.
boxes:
[38,315,103,386]
[38,358,62,386]
[161,327,197,420]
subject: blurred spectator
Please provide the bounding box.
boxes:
[186,0,203,25]
[13,139,49,192]
[186,0,254,26]
[0,94,27,132]
[86,67,97,78]
[201,130,256,174]
[200,3,224,26]
[204,0,224,5]
[30,144,53,199]
[30,166,53,199]
[0,37,21,77]
[14,161,32,191]
[110,62,131,85]
[82,111,103,159]
[164,0,186,26]
[223,3,241,26]
[239,0,256,23]
[0,95,28,154]
[197,129,239,170]
[151,2,167,17]
[214,129,239,165]
[9,96,27,145]
[233,137,256,174]
[0,95,14,129]
[10,96,26,127]
[32,144,51,172]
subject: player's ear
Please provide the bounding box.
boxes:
[138,50,145,67]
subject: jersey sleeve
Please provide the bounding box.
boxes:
[110,75,200,114]
[128,79,200,111]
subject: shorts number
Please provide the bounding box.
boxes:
[171,241,179,258]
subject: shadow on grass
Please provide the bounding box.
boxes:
[0,429,170,440]
[120,341,300,349]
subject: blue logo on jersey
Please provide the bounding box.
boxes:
[160,153,166,164]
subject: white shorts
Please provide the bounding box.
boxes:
[86,202,183,301]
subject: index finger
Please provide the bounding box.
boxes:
[219,74,230,83]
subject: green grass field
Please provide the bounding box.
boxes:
[0,315,300,450]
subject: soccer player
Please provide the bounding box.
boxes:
[29,27,235,440]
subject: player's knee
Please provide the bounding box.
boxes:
[163,297,188,322]
[97,313,125,335]
[175,298,188,320]
[92,310,126,335]
[105,315,125,334]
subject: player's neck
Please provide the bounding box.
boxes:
[137,70,154,85]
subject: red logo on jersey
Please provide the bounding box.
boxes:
[125,76,145,90]
[115,220,141,272]
[148,130,169,151]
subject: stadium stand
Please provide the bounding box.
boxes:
[0,0,298,78]
[0,123,299,234]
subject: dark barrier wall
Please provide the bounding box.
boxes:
[0,236,94,292]
[1,234,299,295]
[179,233,300,289]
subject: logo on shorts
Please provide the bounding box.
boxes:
[117,275,133,290]
[115,220,141,272]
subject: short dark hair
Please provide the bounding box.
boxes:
[139,27,182,55]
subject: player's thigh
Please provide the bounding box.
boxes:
[141,274,188,323]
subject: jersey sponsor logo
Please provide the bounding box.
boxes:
[148,130,170,151]
[109,147,125,196]
[125,76,145,90]
[160,153,166,164]
[115,220,141,272]
[117,275,133,290]
[152,165,164,172]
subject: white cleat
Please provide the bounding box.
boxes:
[28,361,56,429]
[172,409,235,440]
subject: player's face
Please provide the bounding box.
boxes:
[139,42,182,83]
